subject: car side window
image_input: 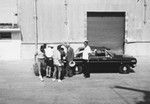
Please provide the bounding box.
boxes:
[95,50,106,56]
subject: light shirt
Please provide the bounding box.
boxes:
[53,49,61,66]
[61,45,67,54]
[37,51,45,59]
[82,45,91,60]
[45,47,53,58]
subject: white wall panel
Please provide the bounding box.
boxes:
[16,0,150,58]
[0,0,17,23]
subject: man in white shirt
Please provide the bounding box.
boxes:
[45,45,54,77]
[82,41,92,78]
[52,45,64,82]
[35,44,46,82]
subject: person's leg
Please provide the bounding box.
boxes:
[58,66,62,82]
[83,60,90,78]
[68,66,73,77]
[65,63,70,77]
[37,60,41,76]
[82,60,86,77]
[61,65,65,79]
[65,61,73,77]
[37,59,44,81]
[84,60,90,78]
[46,66,49,77]
[48,67,51,77]
[48,59,53,77]
[51,65,54,77]
[52,65,57,81]
[41,59,46,77]
[86,62,90,78]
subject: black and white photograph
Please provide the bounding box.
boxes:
[0,0,150,104]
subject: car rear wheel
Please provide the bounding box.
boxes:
[119,65,130,74]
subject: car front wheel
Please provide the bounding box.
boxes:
[75,65,83,74]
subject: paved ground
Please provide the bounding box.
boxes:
[0,56,150,104]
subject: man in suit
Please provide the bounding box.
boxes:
[65,43,75,77]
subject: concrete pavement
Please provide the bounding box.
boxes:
[0,57,150,104]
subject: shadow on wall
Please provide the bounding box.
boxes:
[112,86,150,104]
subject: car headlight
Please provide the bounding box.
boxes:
[131,59,136,63]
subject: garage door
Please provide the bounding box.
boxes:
[87,12,125,54]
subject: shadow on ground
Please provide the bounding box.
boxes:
[112,86,150,104]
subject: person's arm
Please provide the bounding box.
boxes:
[72,49,74,59]
[58,51,64,66]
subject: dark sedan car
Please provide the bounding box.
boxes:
[73,47,137,74]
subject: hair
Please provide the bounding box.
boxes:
[84,41,88,45]
[40,45,45,53]
[43,44,47,48]
[57,45,62,50]
[63,42,70,48]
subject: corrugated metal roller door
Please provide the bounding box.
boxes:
[87,12,125,54]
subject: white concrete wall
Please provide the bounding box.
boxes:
[18,0,150,59]
[0,40,21,60]
[125,43,150,57]
[0,0,17,23]
[0,0,150,60]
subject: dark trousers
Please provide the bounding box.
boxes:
[37,58,46,77]
[53,65,62,80]
[65,61,74,77]
[83,60,90,78]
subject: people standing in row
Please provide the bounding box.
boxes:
[35,41,91,82]
[82,41,92,78]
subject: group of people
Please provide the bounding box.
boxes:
[35,41,92,82]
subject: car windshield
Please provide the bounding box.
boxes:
[75,46,114,58]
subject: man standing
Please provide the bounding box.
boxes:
[45,45,54,77]
[65,43,74,77]
[52,45,63,82]
[82,41,92,78]
[36,44,46,81]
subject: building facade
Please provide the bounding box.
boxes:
[0,0,150,60]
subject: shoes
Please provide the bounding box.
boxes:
[52,78,56,81]
[83,74,90,78]
[46,75,51,78]
[84,75,90,78]
[41,78,44,82]
[52,79,62,82]
[58,79,62,82]
[39,76,44,82]
[84,76,90,78]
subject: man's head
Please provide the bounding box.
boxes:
[64,42,70,48]
[57,45,62,51]
[84,41,88,47]
[43,44,47,49]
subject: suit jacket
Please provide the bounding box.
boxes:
[66,47,74,62]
